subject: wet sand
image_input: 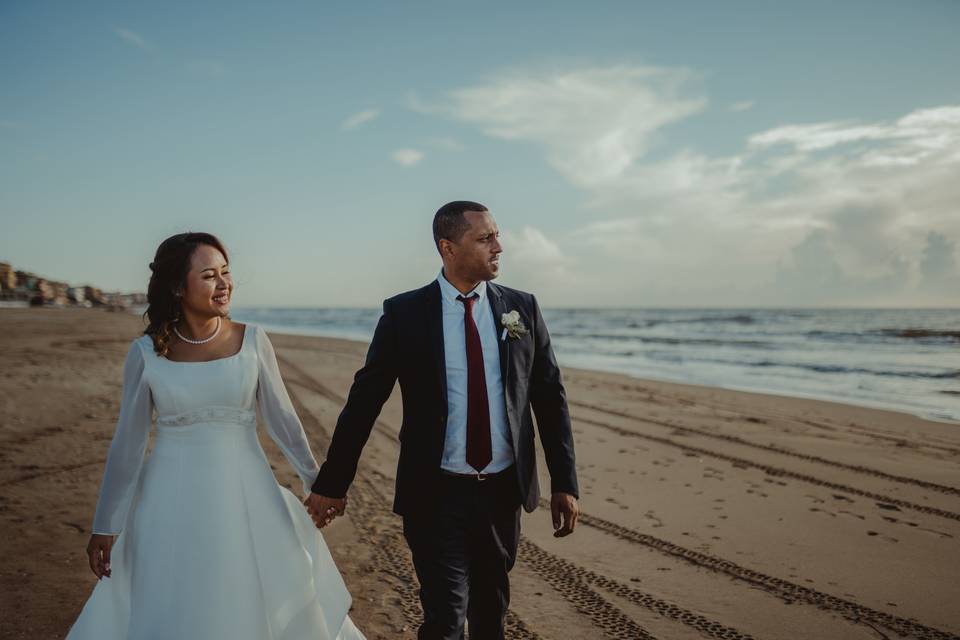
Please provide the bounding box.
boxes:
[1,308,958,639]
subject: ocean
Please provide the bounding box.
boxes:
[226,306,960,424]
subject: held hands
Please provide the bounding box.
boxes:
[303,492,347,529]
[86,534,116,580]
[551,492,579,538]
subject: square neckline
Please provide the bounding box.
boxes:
[158,323,251,364]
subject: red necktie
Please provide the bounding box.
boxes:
[457,293,492,472]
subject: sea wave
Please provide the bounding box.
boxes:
[228,306,960,423]
[638,351,959,380]
[552,332,774,349]
[872,328,960,341]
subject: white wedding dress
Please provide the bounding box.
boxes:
[66,324,365,640]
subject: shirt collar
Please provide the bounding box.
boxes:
[437,269,487,306]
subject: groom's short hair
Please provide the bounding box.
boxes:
[433,201,488,251]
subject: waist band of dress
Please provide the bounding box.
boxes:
[156,406,257,429]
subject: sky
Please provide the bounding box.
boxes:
[2,1,959,307]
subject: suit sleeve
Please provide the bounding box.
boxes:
[311,300,399,497]
[528,294,579,498]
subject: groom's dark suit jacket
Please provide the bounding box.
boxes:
[311,279,578,516]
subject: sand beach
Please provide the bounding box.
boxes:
[1,308,958,639]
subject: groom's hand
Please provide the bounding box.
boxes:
[304,493,347,529]
[551,492,579,538]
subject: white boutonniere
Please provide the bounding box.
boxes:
[500,310,528,341]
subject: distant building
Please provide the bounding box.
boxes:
[15,270,37,290]
[50,281,70,306]
[67,286,87,304]
[84,285,108,306]
[1,261,144,307]
[36,278,53,299]
[0,262,15,290]
[29,278,54,306]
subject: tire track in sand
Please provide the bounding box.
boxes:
[551,500,958,640]
[283,359,763,640]
[280,353,960,523]
[572,401,960,497]
[0,460,103,487]
[286,387,543,639]
[576,414,960,523]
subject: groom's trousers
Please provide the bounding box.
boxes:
[402,464,522,640]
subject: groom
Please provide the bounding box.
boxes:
[306,201,580,639]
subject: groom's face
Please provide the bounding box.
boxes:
[452,210,502,282]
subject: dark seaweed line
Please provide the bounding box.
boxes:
[572,401,960,497]
[576,415,960,522]
[553,501,958,640]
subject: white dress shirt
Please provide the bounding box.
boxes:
[437,270,514,474]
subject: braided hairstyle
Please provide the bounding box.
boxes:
[144,232,230,357]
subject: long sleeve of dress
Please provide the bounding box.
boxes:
[254,325,321,496]
[91,339,154,535]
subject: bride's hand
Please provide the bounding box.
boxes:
[303,493,347,528]
[86,534,115,580]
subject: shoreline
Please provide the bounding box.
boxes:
[2,307,958,639]
[251,319,960,428]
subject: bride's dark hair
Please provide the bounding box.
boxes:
[144,232,230,357]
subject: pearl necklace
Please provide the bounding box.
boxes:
[173,316,222,344]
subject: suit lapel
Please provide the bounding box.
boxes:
[425,281,448,413]
[487,282,510,387]
[487,282,519,450]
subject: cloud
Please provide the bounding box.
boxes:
[499,226,581,297]
[342,109,380,131]
[766,206,917,305]
[502,226,563,262]
[391,148,424,167]
[920,231,959,287]
[748,106,960,155]
[425,63,960,305]
[113,27,153,51]
[729,100,755,112]
[426,64,706,188]
[749,122,909,152]
[773,229,847,297]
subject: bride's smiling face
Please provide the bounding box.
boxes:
[180,244,233,318]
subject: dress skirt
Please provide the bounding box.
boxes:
[67,411,364,640]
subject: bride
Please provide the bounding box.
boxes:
[66,232,365,639]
